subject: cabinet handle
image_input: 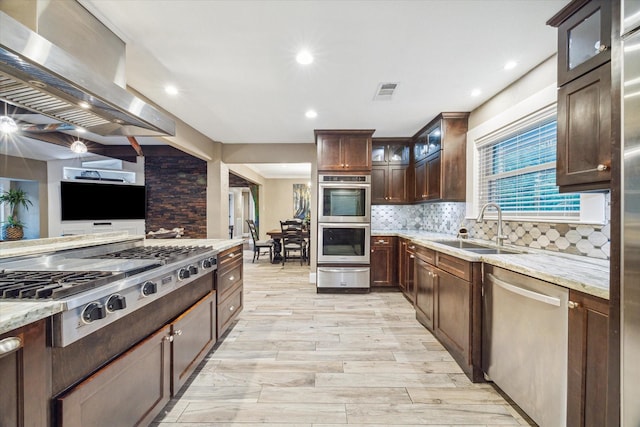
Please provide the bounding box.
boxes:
[568,301,580,309]
[408,245,415,249]
[597,164,609,172]
[371,249,375,253]
[422,194,427,197]
[174,329,183,336]
[378,240,387,244]
[0,337,22,359]
[599,44,608,53]
[409,254,415,259]
[345,164,349,167]
[229,305,235,312]
[164,335,174,342]
[229,276,235,281]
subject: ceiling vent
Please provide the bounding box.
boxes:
[373,82,398,101]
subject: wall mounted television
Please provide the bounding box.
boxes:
[60,181,146,221]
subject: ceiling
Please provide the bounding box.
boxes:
[77,0,569,145]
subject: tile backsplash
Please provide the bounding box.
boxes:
[372,201,610,260]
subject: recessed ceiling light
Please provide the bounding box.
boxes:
[305,110,318,119]
[471,89,482,97]
[504,61,517,70]
[165,85,179,96]
[296,50,314,65]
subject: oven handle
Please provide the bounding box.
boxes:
[319,183,371,188]
[318,268,370,273]
[0,336,23,359]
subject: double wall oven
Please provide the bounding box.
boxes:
[317,175,371,291]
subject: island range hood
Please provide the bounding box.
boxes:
[0,11,175,137]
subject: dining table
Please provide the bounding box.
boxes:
[266,228,310,264]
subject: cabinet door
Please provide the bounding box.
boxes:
[218,284,243,338]
[371,166,388,204]
[317,135,344,171]
[434,268,470,365]
[567,290,609,427]
[557,0,611,86]
[342,135,372,171]
[415,257,435,330]
[388,143,410,165]
[0,320,49,427]
[557,63,611,191]
[171,292,217,395]
[388,165,408,202]
[426,153,441,200]
[406,245,416,304]
[370,237,396,287]
[414,159,427,201]
[57,326,171,427]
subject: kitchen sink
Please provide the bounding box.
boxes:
[431,240,523,255]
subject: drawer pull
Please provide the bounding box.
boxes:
[0,337,22,358]
[228,253,237,258]
[229,275,235,281]
[597,164,609,172]
[164,335,174,342]
[173,329,183,336]
[409,254,415,259]
[229,305,235,312]
[377,240,387,244]
[408,245,415,250]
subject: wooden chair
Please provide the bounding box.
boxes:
[246,220,273,263]
[280,219,307,265]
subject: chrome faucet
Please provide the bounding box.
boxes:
[476,203,505,246]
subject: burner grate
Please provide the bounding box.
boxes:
[0,270,125,300]
[93,245,211,264]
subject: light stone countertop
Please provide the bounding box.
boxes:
[0,235,243,335]
[373,229,610,300]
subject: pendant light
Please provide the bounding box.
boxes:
[70,127,87,153]
[0,103,18,134]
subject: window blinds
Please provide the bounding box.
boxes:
[477,116,580,218]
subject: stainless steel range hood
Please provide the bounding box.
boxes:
[0,11,175,137]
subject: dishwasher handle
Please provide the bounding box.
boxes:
[488,274,561,307]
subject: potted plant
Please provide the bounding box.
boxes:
[0,188,33,240]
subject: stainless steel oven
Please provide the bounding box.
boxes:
[317,222,370,264]
[318,174,371,223]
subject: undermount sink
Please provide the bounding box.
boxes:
[431,240,523,255]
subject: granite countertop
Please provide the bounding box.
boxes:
[0,235,243,335]
[373,230,610,300]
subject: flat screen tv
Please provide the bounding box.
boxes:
[61,181,146,221]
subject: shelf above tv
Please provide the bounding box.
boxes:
[63,167,135,184]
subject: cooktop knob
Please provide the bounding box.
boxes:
[178,268,190,281]
[82,302,107,323]
[141,281,158,296]
[189,265,198,275]
[201,259,212,269]
[106,294,127,312]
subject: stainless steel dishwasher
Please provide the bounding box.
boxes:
[483,265,568,427]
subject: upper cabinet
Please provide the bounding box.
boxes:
[412,113,469,202]
[548,0,614,192]
[316,130,374,172]
[372,138,411,204]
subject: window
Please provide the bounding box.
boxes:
[477,107,580,218]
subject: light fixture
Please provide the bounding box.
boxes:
[305,109,318,119]
[78,101,90,109]
[504,61,517,70]
[296,50,314,65]
[471,89,482,97]
[0,103,18,134]
[70,139,88,154]
[165,85,179,96]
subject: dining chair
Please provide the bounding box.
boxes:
[246,219,273,263]
[280,219,307,266]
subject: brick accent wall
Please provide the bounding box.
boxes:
[145,156,207,238]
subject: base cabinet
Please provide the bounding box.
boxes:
[415,255,436,330]
[370,236,397,287]
[399,240,416,303]
[0,319,50,427]
[216,245,244,338]
[567,290,609,427]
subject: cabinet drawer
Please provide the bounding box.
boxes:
[218,285,243,338]
[415,244,436,264]
[217,263,242,301]
[372,236,394,246]
[437,252,471,281]
[217,245,243,271]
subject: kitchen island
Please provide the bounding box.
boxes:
[0,233,243,427]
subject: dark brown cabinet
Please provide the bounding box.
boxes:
[398,239,416,303]
[216,244,244,338]
[412,113,468,202]
[370,236,397,287]
[413,244,482,381]
[556,62,611,191]
[548,0,614,192]
[316,130,374,172]
[0,319,50,427]
[567,289,609,427]
[372,140,411,203]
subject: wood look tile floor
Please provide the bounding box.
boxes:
[152,251,533,426]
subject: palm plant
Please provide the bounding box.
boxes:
[0,188,33,239]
